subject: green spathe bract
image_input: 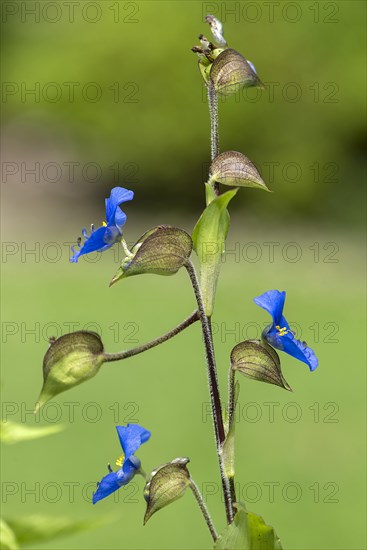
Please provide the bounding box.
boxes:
[210,48,264,95]
[35,331,105,412]
[231,339,292,391]
[144,458,191,524]
[192,187,238,316]
[110,226,193,285]
[209,151,270,192]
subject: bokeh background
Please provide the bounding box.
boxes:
[1,1,366,549]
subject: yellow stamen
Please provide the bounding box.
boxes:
[102,221,107,227]
[275,325,288,337]
[115,452,125,468]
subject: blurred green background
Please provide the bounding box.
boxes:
[1,1,366,549]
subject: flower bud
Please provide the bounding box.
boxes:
[209,151,270,192]
[110,226,192,286]
[205,15,227,47]
[35,331,105,412]
[210,48,263,95]
[143,458,191,524]
[231,339,291,391]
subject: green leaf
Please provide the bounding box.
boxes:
[0,421,64,445]
[4,515,105,547]
[246,511,283,550]
[192,187,238,316]
[214,505,248,549]
[0,518,19,550]
[205,182,218,205]
[214,504,282,550]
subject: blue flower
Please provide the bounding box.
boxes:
[254,290,318,371]
[93,423,151,504]
[70,187,134,263]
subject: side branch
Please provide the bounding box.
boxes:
[190,478,218,542]
[103,311,199,362]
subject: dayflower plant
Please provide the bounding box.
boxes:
[254,289,318,371]
[33,15,321,550]
[93,424,151,504]
[70,187,134,263]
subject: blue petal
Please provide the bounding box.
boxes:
[281,334,318,371]
[70,245,82,263]
[123,456,141,477]
[112,207,127,228]
[254,290,286,325]
[105,187,134,226]
[92,467,135,504]
[70,226,115,263]
[104,225,122,245]
[264,327,318,371]
[116,424,151,459]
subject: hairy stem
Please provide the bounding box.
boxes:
[229,478,236,509]
[190,478,218,542]
[228,366,236,427]
[185,263,224,443]
[227,366,237,504]
[103,311,199,362]
[185,260,234,523]
[208,81,220,195]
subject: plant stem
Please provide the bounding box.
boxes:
[190,478,218,542]
[208,81,220,195]
[208,81,219,160]
[229,477,236,508]
[186,265,224,444]
[228,366,236,427]
[185,260,234,523]
[227,366,238,504]
[103,311,199,362]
